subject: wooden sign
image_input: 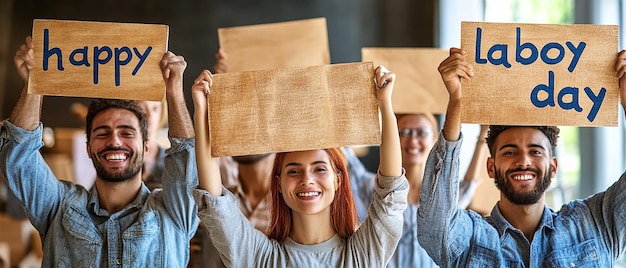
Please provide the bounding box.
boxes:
[209,62,379,157]
[29,19,169,101]
[362,48,449,114]
[461,21,619,126]
[218,17,330,72]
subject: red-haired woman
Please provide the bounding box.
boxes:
[191,66,407,267]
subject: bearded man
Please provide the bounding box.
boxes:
[0,36,198,267]
[416,47,626,267]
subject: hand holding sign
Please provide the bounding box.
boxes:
[438,48,474,102]
[617,50,626,115]
[160,51,187,94]
[15,36,35,84]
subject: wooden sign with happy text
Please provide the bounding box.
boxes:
[460,21,618,126]
[28,19,169,101]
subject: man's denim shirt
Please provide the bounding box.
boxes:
[0,120,199,267]
[417,133,626,268]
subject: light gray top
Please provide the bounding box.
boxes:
[194,171,408,267]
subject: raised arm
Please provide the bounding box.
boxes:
[458,125,489,209]
[213,48,228,74]
[9,36,42,130]
[438,48,474,141]
[463,125,488,182]
[192,70,222,195]
[615,49,626,117]
[417,48,477,266]
[374,66,401,177]
[161,52,194,139]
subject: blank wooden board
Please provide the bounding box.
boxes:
[208,62,380,157]
[218,17,330,72]
[362,47,449,114]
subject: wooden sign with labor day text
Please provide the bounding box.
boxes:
[461,21,618,126]
[28,19,169,101]
[209,62,380,157]
[218,17,330,72]
[362,47,449,114]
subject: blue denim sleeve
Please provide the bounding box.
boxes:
[583,171,626,259]
[160,137,199,237]
[0,120,69,233]
[416,132,474,266]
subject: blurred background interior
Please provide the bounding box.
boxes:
[0,0,625,267]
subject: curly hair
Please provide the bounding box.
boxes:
[485,125,560,156]
[85,98,148,144]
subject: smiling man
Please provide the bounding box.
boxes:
[0,36,198,267]
[487,126,557,208]
[416,47,626,267]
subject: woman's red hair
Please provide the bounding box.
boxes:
[267,148,359,242]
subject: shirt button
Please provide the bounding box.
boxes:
[116,259,121,265]
[570,262,575,267]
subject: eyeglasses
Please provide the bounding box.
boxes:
[399,128,433,139]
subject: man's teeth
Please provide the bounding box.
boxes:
[513,175,533,181]
[297,192,320,197]
[106,154,127,161]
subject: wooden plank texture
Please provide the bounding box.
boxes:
[29,19,168,101]
[218,17,330,72]
[208,62,380,156]
[460,21,618,126]
[362,47,449,114]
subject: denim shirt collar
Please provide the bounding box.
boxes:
[88,182,151,217]
[489,201,556,236]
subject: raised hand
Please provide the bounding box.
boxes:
[14,36,35,84]
[191,70,222,196]
[213,49,228,74]
[160,51,187,92]
[438,48,474,102]
[615,49,626,115]
[374,65,395,104]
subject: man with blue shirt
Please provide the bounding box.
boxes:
[0,36,199,267]
[417,47,626,267]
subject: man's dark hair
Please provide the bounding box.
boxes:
[85,99,148,143]
[485,125,560,156]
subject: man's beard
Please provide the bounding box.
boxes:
[91,147,143,183]
[232,153,271,165]
[494,166,552,205]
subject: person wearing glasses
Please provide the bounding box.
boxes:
[348,111,488,267]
